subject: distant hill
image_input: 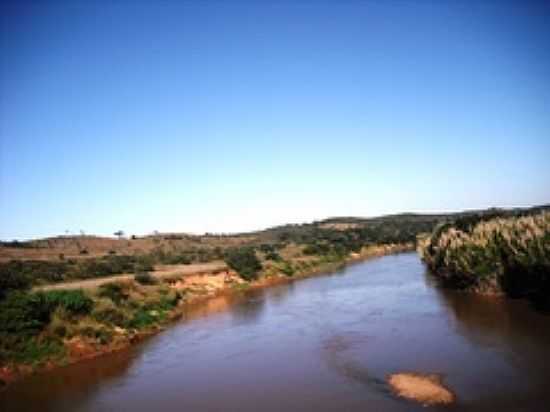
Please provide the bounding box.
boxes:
[1,204,548,263]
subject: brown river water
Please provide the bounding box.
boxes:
[1,253,550,411]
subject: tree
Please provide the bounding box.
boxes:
[114,230,125,239]
[224,247,262,281]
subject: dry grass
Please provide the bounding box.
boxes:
[419,211,550,299]
[0,234,255,262]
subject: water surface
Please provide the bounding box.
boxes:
[2,253,550,411]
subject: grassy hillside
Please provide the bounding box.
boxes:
[418,208,550,308]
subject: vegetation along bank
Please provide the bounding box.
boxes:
[1,212,438,386]
[418,210,550,308]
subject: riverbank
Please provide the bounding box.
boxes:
[0,242,412,387]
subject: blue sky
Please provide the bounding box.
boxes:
[1,0,549,239]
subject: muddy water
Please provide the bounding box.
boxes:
[2,253,550,411]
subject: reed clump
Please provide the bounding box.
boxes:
[419,212,550,306]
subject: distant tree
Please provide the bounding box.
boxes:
[114,230,125,239]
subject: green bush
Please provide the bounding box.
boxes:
[259,243,276,254]
[134,272,157,285]
[134,255,155,272]
[146,293,181,311]
[162,253,192,265]
[53,324,67,338]
[43,290,93,316]
[93,307,127,326]
[124,291,181,330]
[80,326,113,344]
[0,292,54,336]
[0,262,32,299]
[98,282,128,304]
[303,242,331,256]
[224,247,262,281]
[279,261,295,277]
[265,250,282,261]
[0,255,151,288]
[0,289,96,364]
[0,336,65,365]
[0,260,67,292]
[126,308,157,329]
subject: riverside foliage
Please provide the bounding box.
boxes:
[419,211,550,306]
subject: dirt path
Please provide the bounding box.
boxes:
[34,261,228,291]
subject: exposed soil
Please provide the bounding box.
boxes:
[387,372,455,405]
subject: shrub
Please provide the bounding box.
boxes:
[303,242,330,256]
[98,282,128,304]
[224,247,262,281]
[80,326,113,344]
[265,250,282,261]
[0,289,96,364]
[279,261,295,277]
[0,336,65,365]
[259,243,276,254]
[53,324,67,338]
[43,290,93,316]
[126,308,157,329]
[125,293,180,330]
[163,253,191,265]
[0,263,32,299]
[96,328,113,344]
[134,255,155,272]
[0,291,54,336]
[0,255,151,288]
[146,293,181,311]
[0,260,72,292]
[134,272,157,285]
[92,304,127,326]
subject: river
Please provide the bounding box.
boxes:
[2,253,550,411]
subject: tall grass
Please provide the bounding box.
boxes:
[419,212,550,306]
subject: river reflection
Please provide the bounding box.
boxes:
[432,284,550,409]
[2,253,549,412]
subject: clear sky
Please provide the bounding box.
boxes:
[1,0,549,240]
